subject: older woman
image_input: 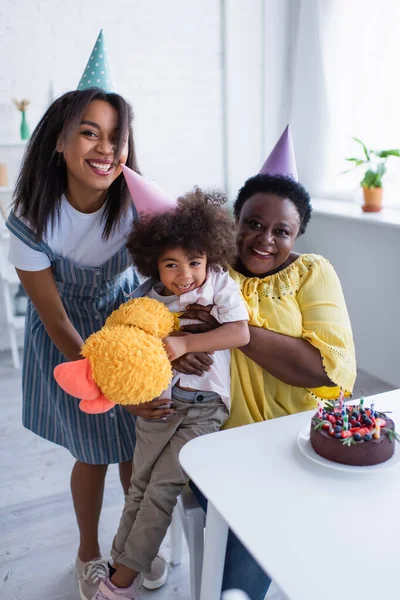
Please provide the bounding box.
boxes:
[226,173,356,428]
[183,128,356,598]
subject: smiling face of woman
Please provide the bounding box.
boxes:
[56,99,128,209]
[236,192,301,277]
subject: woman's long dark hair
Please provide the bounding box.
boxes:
[13,88,140,240]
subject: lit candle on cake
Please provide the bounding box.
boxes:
[317,401,323,419]
[339,389,344,411]
[343,414,348,431]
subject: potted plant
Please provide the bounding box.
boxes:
[345,137,400,212]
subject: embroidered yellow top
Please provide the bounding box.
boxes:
[224,254,356,429]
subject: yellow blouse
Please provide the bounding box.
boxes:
[225,254,356,429]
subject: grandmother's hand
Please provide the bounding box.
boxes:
[172,352,214,376]
[123,398,176,419]
[180,303,219,333]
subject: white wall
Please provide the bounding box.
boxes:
[2,2,395,386]
[1,3,396,387]
[225,0,291,198]
[0,0,291,349]
[1,0,224,196]
[295,214,400,388]
[0,0,291,196]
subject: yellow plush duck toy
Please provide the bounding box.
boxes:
[54,297,174,414]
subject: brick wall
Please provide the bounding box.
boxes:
[0,0,289,350]
[1,0,225,195]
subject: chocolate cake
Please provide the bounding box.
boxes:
[310,402,397,466]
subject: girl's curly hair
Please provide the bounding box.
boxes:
[127,187,236,279]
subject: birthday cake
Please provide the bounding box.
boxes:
[310,398,397,466]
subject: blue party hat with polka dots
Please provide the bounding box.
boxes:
[77,30,116,92]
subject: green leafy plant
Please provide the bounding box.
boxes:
[345,137,400,188]
[312,418,329,431]
[383,428,400,443]
[375,410,389,419]
[341,436,356,447]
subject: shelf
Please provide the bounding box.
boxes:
[311,198,400,230]
[0,141,28,148]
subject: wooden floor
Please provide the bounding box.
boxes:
[0,349,395,600]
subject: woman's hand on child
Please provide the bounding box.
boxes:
[123,398,176,419]
[169,305,217,373]
[172,352,213,376]
[180,303,219,333]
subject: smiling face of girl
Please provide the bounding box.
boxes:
[56,99,128,211]
[236,192,301,277]
[157,247,208,296]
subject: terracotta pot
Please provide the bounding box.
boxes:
[0,163,8,187]
[362,186,383,212]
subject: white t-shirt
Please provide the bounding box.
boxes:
[8,195,135,271]
[147,269,249,409]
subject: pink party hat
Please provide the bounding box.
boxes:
[121,165,177,216]
[259,125,298,180]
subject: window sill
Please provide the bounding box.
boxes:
[311,198,400,230]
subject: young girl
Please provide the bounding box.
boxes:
[5,88,175,599]
[94,188,249,600]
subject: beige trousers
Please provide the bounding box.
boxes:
[111,391,228,573]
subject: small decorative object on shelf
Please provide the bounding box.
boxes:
[0,163,8,187]
[12,98,31,141]
[345,137,400,213]
[13,283,28,316]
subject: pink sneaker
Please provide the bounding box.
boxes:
[93,575,143,600]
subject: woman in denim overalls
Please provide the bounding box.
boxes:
[6,88,182,599]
